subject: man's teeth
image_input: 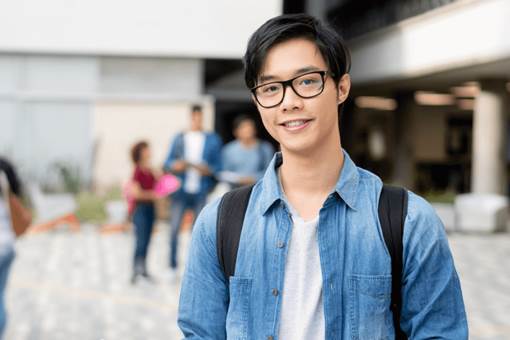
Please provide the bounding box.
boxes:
[285,120,307,127]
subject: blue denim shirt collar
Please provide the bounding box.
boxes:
[259,149,359,215]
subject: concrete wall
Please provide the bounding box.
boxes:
[0,55,96,185]
[0,0,282,58]
[99,58,203,97]
[349,0,510,84]
[0,54,206,189]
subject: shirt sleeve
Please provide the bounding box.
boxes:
[163,133,182,172]
[400,192,468,339]
[178,198,229,339]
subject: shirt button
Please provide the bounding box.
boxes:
[277,241,285,248]
[267,336,274,340]
[272,288,279,296]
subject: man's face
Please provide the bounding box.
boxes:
[235,120,257,142]
[190,111,203,131]
[254,38,350,156]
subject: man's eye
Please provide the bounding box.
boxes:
[300,78,319,86]
[263,85,279,93]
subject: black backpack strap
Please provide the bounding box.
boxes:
[216,185,255,280]
[378,185,409,340]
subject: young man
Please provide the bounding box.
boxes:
[220,115,275,189]
[163,104,222,280]
[178,14,467,339]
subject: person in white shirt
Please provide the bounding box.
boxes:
[163,105,222,280]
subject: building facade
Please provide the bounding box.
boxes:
[0,0,282,189]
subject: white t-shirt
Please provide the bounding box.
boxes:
[183,131,205,194]
[278,207,325,339]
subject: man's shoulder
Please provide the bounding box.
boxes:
[403,190,447,246]
[353,165,384,199]
[352,165,443,237]
[171,132,184,142]
[192,197,222,242]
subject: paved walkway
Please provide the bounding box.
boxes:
[449,234,510,339]
[6,223,187,340]
[5,225,510,339]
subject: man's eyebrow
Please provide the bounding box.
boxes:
[257,66,322,84]
[294,66,321,75]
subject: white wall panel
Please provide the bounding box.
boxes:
[0,0,282,58]
[23,56,98,94]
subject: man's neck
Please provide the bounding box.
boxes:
[279,138,344,220]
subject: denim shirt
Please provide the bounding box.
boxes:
[178,151,468,340]
[163,132,223,198]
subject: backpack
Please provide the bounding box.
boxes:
[216,184,408,340]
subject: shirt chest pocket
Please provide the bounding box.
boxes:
[226,277,252,340]
[348,274,393,340]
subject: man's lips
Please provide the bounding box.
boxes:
[279,119,314,128]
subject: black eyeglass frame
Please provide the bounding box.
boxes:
[250,70,331,109]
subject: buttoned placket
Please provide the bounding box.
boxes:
[268,201,293,340]
[318,194,346,340]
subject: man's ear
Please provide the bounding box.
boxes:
[336,73,351,105]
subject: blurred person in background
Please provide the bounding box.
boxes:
[0,157,31,338]
[129,141,158,284]
[163,104,222,282]
[219,115,275,189]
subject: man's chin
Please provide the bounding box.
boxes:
[280,141,317,157]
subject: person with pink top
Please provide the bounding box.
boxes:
[129,141,158,284]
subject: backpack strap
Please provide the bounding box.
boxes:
[216,185,255,280]
[378,185,409,340]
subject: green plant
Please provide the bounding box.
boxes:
[74,186,124,223]
[75,191,107,223]
[52,161,82,194]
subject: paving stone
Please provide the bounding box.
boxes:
[4,224,510,339]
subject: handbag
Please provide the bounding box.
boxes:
[0,171,32,237]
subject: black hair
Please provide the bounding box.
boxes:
[191,104,202,113]
[130,141,149,165]
[243,13,351,89]
[0,157,21,196]
[233,115,256,131]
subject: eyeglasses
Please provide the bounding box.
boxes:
[251,71,329,108]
